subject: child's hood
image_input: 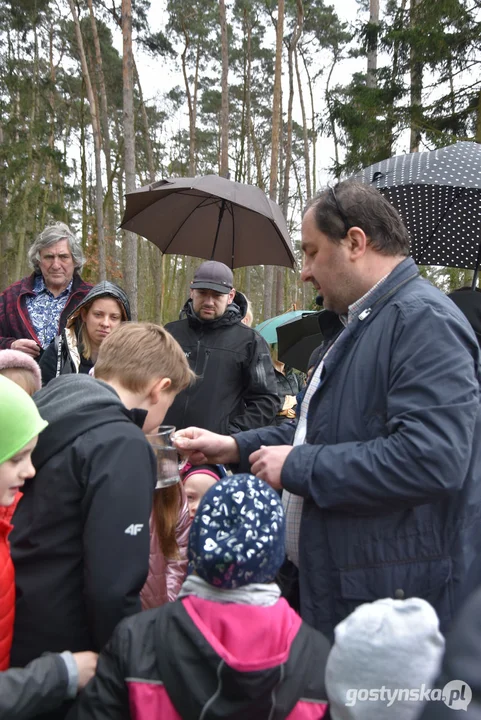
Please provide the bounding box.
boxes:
[154,595,329,718]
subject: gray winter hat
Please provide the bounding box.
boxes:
[325,597,445,720]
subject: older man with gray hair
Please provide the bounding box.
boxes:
[0,222,92,358]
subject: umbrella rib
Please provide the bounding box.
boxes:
[162,196,220,254]
[419,187,466,254]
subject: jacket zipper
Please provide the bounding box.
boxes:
[17,292,41,345]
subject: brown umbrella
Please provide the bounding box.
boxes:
[120,175,295,269]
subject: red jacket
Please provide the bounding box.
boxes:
[0,494,21,670]
[0,272,92,349]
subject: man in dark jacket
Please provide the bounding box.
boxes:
[10,322,194,720]
[174,181,481,638]
[419,584,481,719]
[0,222,92,358]
[164,260,279,434]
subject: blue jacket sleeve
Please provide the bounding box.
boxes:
[80,430,156,650]
[281,301,481,513]
[0,653,69,719]
[234,422,297,471]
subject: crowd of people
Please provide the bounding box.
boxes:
[1,180,481,719]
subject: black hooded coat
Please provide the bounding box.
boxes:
[164,292,279,434]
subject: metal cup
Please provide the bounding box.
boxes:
[146,425,181,489]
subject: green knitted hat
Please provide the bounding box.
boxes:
[0,374,48,464]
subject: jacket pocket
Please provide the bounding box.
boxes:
[339,556,453,618]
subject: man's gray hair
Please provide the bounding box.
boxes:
[28,222,85,272]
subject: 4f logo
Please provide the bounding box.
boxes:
[125,524,143,536]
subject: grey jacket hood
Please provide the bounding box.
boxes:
[67,281,131,327]
[32,374,143,470]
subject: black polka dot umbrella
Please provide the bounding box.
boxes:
[351,142,481,284]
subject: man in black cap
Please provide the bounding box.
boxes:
[164,260,279,434]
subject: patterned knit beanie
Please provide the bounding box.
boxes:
[0,374,48,464]
[188,473,285,589]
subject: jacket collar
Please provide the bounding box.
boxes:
[184,297,243,331]
[346,257,419,328]
[20,271,85,296]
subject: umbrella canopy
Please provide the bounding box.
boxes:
[351,142,481,278]
[277,312,323,374]
[120,175,295,269]
[255,310,317,345]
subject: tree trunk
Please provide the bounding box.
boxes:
[300,47,317,196]
[87,0,116,275]
[326,53,341,175]
[295,47,311,201]
[219,0,229,177]
[367,0,380,89]
[134,61,162,321]
[15,25,38,281]
[80,86,88,253]
[476,88,481,143]
[264,0,285,321]
[122,0,138,317]
[282,0,303,214]
[409,0,422,152]
[181,28,200,177]
[68,0,106,281]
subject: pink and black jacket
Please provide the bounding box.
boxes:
[67,595,330,720]
[0,272,92,350]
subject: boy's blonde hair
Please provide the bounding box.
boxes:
[94,322,195,394]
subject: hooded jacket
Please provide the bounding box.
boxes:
[0,272,92,350]
[164,292,279,434]
[234,257,481,637]
[10,374,156,670]
[39,281,131,386]
[66,595,330,720]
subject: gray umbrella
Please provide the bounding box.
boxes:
[120,175,295,269]
[351,141,481,285]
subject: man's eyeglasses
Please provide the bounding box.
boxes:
[330,186,351,237]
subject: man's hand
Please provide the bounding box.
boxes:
[174,427,240,465]
[72,651,98,690]
[11,338,41,357]
[249,445,293,491]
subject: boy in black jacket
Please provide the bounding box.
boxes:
[10,324,194,687]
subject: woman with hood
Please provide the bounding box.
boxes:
[39,281,131,386]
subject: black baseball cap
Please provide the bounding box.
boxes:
[190,261,234,294]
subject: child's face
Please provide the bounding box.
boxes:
[184,473,218,520]
[0,436,38,506]
[143,388,177,435]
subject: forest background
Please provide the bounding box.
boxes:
[1,0,481,324]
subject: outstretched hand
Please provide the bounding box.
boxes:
[173,427,240,466]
